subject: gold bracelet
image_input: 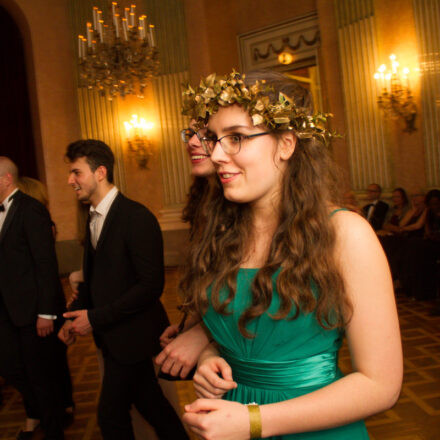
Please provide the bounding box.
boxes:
[247,403,262,439]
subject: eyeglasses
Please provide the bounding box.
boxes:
[180,128,204,143]
[200,132,271,155]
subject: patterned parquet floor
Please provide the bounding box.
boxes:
[0,268,439,439]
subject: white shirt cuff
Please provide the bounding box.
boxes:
[38,314,57,320]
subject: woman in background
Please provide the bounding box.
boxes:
[400,189,440,301]
[378,187,409,236]
[155,121,218,379]
[18,176,57,237]
[379,191,426,282]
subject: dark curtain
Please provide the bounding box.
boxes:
[0,5,38,179]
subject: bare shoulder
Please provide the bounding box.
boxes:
[331,209,373,236]
[330,209,382,256]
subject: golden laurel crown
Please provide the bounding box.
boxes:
[182,70,336,143]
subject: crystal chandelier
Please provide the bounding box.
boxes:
[77,2,160,99]
[374,54,417,133]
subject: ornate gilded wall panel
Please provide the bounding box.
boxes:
[413,0,440,187]
[153,71,192,209]
[335,0,391,190]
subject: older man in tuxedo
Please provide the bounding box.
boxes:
[59,140,188,439]
[0,157,68,440]
[363,183,389,231]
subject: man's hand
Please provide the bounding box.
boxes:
[63,310,92,336]
[159,324,180,348]
[156,324,210,379]
[58,320,76,345]
[67,270,84,308]
[36,317,54,337]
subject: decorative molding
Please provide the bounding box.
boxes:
[153,71,192,221]
[77,88,126,191]
[159,206,190,231]
[335,0,374,27]
[238,12,320,72]
[335,0,391,190]
[413,0,440,187]
[252,32,320,62]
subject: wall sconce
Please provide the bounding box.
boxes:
[374,54,417,133]
[123,114,154,168]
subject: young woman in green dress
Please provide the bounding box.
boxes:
[180,70,402,439]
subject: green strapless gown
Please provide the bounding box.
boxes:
[202,268,369,439]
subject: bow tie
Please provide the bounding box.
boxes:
[0,204,5,212]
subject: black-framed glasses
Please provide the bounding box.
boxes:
[180,128,204,143]
[201,132,271,155]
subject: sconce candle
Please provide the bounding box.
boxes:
[124,115,155,168]
[374,54,417,133]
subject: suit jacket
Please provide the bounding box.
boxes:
[71,193,169,364]
[0,190,65,326]
[363,200,389,231]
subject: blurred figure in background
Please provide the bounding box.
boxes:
[342,190,363,215]
[400,190,440,301]
[378,188,410,236]
[18,176,56,238]
[16,175,74,427]
[363,183,389,230]
[0,157,69,439]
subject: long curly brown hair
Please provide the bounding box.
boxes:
[180,70,352,338]
[182,177,209,238]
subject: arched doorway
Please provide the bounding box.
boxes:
[0,4,38,178]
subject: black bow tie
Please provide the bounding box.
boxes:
[0,204,4,212]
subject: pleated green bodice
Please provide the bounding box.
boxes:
[203,268,369,439]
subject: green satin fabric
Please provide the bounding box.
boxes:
[203,268,370,439]
[220,348,339,391]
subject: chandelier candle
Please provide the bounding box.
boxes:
[78,2,160,99]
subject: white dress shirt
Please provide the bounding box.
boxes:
[366,199,378,221]
[0,188,55,320]
[89,186,119,248]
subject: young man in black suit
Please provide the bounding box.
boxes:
[0,157,69,440]
[362,183,389,231]
[59,140,188,439]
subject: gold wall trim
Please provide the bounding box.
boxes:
[413,0,440,187]
[153,71,192,213]
[336,0,391,190]
[238,12,321,73]
[77,89,126,191]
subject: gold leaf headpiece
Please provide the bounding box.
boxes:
[182,69,336,143]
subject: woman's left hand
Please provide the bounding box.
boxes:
[183,399,250,440]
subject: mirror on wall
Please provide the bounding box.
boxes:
[283,65,321,112]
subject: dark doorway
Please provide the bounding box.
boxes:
[0,5,38,178]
